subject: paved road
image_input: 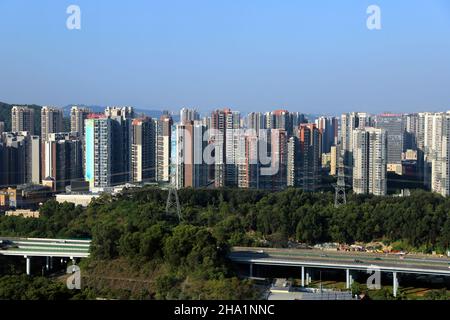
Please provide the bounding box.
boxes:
[230,247,450,275]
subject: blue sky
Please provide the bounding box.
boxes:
[0,0,450,115]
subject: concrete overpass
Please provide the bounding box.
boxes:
[0,237,91,275]
[229,247,450,297]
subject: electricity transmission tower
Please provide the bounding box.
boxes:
[166,166,181,222]
[334,157,347,208]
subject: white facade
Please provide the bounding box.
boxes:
[352,128,387,196]
[430,113,450,196]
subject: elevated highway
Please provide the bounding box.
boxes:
[229,247,450,297]
[0,237,91,275]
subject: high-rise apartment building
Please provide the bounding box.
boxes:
[156,114,173,182]
[341,112,371,155]
[224,128,241,187]
[272,110,291,133]
[41,107,64,182]
[84,110,133,190]
[104,106,135,119]
[0,132,40,186]
[264,110,304,137]
[341,112,372,180]
[428,112,450,196]
[41,106,63,142]
[237,132,260,189]
[264,112,275,130]
[287,124,322,191]
[105,107,134,185]
[209,108,240,187]
[375,113,405,168]
[0,122,4,135]
[11,106,35,134]
[404,113,419,150]
[174,121,208,189]
[180,108,200,125]
[267,129,288,191]
[330,145,338,176]
[70,106,91,137]
[84,115,113,189]
[131,117,156,183]
[246,112,265,133]
[352,128,387,196]
[44,133,83,192]
[291,112,308,128]
[316,116,338,154]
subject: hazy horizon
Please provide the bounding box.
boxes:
[1,0,450,114]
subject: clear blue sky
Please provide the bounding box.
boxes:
[1,0,450,115]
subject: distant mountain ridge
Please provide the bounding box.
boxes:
[61,105,178,121]
[1,101,321,130]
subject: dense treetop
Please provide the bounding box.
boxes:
[1,187,450,299]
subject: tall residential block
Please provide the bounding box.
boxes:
[84,115,113,189]
[0,132,40,186]
[267,129,288,191]
[352,128,387,196]
[287,124,322,191]
[104,107,134,185]
[340,112,372,180]
[237,132,260,189]
[131,117,156,183]
[180,108,200,125]
[375,113,405,169]
[11,106,35,134]
[429,113,450,196]
[174,122,208,189]
[44,133,83,192]
[246,112,265,133]
[156,114,173,182]
[41,106,63,141]
[70,106,91,137]
[209,108,240,187]
[316,116,338,154]
[84,110,134,190]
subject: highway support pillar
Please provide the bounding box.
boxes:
[46,256,50,271]
[393,272,399,297]
[305,271,311,286]
[249,263,253,278]
[25,256,31,275]
[49,257,53,270]
[301,266,305,287]
[346,269,353,289]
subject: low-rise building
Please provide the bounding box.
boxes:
[0,184,52,210]
[56,193,100,207]
[5,209,40,218]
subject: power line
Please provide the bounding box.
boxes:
[165,164,181,222]
[334,157,347,208]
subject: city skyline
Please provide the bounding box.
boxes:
[1,1,450,113]
[2,1,450,305]
[4,104,449,197]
